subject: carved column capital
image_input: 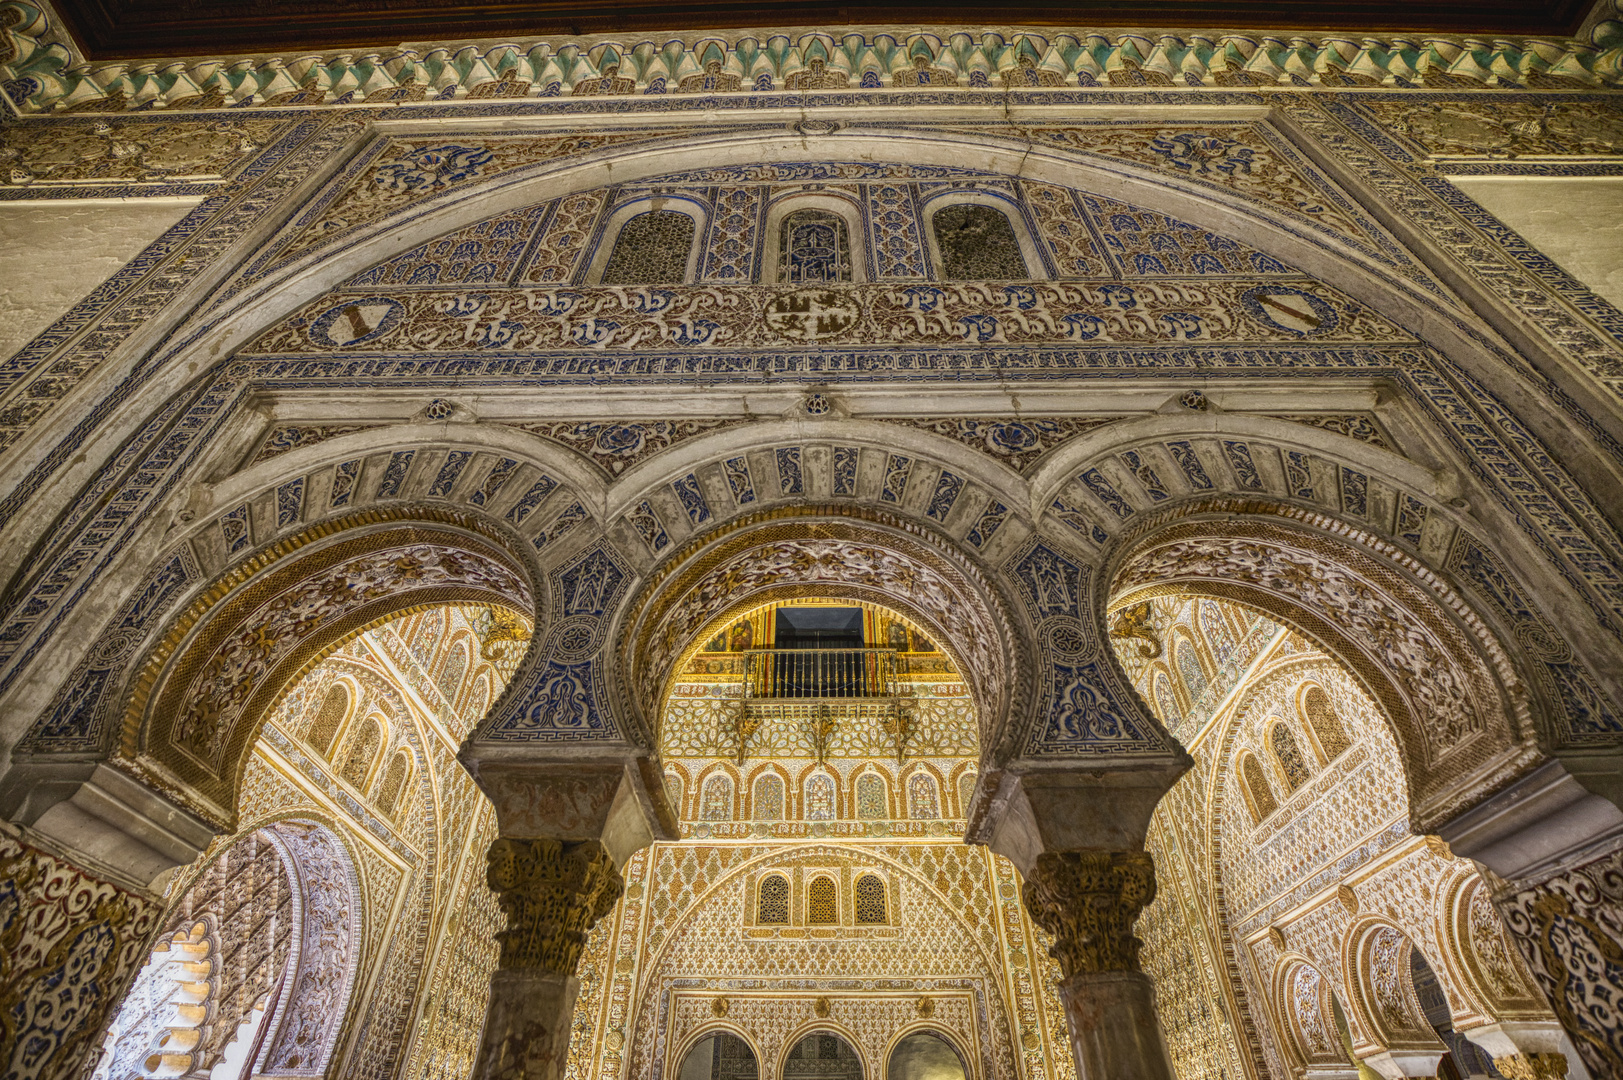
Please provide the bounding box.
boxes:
[1491,1053,1568,1080]
[486,838,623,975]
[1022,849,1156,978]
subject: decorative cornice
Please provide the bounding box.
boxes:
[3,0,1621,116]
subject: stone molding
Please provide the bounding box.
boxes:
[1021,848,1157,977]
[486,837,624,975]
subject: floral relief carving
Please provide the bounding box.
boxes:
[158,541,528,771]
[273,132,659,263]
[486,839,623,975]
[263,824,359,1074]
[0,117,283,185]
[0,834,164,1080]
[1022,850,1156,977]
[1116,530,1511,792]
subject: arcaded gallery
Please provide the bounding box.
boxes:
[1,0,1623,1078]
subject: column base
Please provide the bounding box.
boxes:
[472,970,581,1080]
[1057,970,1176,1080]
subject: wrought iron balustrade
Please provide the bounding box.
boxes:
[740,648,900,700]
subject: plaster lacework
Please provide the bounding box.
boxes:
[270,132,660,265]
[1495,845,1623,1078]
[0,116,285,185]
[1113,525,1518,813]
[874,417,1123,472]
[131,530,529,815]
[0,834,164,1080]
[86,604,513,1080]
[94,832,294,1080]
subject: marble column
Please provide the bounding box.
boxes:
[459,756,672,1080]
[1020,849,1176,1080]
[472,837,624,1080]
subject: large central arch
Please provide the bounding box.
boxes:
[617,505,1026,759]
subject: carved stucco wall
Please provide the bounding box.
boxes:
[1122,597,1557,1080]
[1,30,1623,1078]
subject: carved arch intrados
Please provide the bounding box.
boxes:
[1105,499,1540,831]
[145,817,362,1079]
[1269,956,1351,1072]
[1341,919,1448,1055]
[118,506,536,827]
[617,506,1024,756]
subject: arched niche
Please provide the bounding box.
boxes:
[1106,499,1542,832]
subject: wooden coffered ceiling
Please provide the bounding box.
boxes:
[51,0,1598,61]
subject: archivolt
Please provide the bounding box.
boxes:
[617,505,1024,757]
[1106,499,1540,831]
[119,506,535,827]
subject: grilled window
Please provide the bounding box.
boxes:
[758,874,789,924]
[807,876,837,924]
[855,874,886,924]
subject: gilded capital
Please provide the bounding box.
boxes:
[1492,1054,1568,1080]
[486,838,624,975]
[1021,849,1156,978]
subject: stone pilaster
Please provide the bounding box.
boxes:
[1022,849,1176,1080]
[471,838,624,1080]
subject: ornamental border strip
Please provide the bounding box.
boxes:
[3,0,1622,117]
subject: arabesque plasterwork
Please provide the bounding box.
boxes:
[1,5,1623,1077]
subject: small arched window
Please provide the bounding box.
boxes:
[855,874,887,924]
[754,773,785,821]
[700,773,734,821]
[339,717,382,788]
[758,874,789,924]
[1240,752,1278,824]
[1302,686,1351,761]
[804,773,836,821]
[908,773,940,820]
[1271,722,1313,791]
[374,750,412,816]
[306,684,349,755]
[779,209,851,283]
[855,773,888,820]
[932,203,1028,280]
[807,876,837,924]
[664,771,685,816]
[601,209,695,284]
